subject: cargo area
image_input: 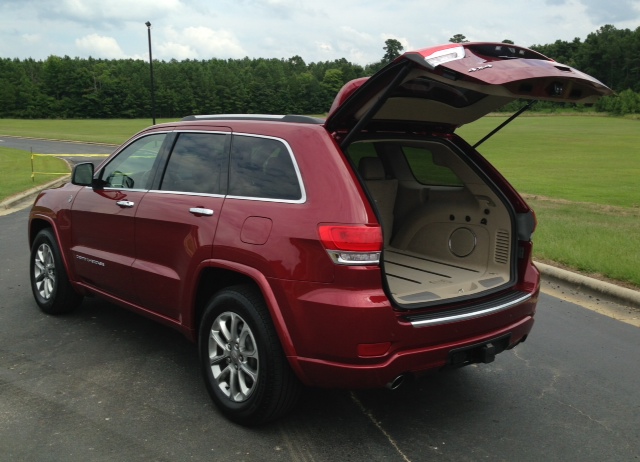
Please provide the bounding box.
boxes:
[348,138,514,305]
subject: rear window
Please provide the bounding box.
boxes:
[228,135,302,201]
[403,146,463,187]
[346,141,463,187]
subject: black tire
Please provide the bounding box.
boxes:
[30,228,83,314]
[199,284,301,425]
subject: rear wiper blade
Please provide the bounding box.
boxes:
[473,100,538,148]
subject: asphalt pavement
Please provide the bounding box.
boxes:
[1,136,639,460]
[2,207,640,461]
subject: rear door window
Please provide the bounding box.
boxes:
[228,135,302,201]
[160,132,228,195]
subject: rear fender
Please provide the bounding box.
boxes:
[191,259,306,379]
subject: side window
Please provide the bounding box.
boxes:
[403,146,463,187]
[228,136,302,200]
[100,133,166,189]
[160,133,228,194]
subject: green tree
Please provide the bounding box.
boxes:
[449,34,469,43]
[321,68,344,102]
[382,39,404,63]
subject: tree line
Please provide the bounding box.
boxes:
[0,24,639,119]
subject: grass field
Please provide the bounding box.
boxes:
[458,116,640,208]
[1,116,639,288]
[0,119,179,145]
[0,147,70,201]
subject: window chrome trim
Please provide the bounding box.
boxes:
[100,187,148,193]
[107,130,175,158]
[224,194,305,204]
[148,189,225,198]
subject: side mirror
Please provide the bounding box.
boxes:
[71,162,95,187]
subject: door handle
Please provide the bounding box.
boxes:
[116,200,135,208]
[189,207,214,216]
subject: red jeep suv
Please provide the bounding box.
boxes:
[28,42,611,425]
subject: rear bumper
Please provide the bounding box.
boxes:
[293,315,534,389]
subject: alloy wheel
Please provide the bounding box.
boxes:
[33,243,56,300]
[208,311,259,402]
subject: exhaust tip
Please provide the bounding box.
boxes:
[386,374,406,390]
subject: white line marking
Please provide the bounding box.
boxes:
[350,392,412,462]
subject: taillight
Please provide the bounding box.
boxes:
[318,224,382,265]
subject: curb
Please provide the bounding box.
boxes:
[535,261,640,309]
[1,155,75,212]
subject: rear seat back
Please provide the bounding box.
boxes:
[358,157,398,245]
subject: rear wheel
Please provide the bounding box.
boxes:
[199,284,301,425]
[30,228,83,314]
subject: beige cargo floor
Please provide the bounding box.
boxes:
[383,248,507,303]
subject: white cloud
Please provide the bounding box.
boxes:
[316,42,334,54]
[50,0,182,23]
[154,26,246,60]
[156,42,198,60]
[75,34,126,59]
[181,27,246,59]
[1,0,639,63]
[22,33,41,44]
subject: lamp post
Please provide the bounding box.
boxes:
[145,21,156,125]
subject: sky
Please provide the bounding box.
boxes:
[1,0,639,65]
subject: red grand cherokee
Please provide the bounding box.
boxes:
[28,43,611,425]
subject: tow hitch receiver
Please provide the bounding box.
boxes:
[481,343,496,363]
[448,334,510,368]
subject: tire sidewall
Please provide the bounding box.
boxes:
[30,229,60,312]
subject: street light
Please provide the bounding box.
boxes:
[145,21,156,125]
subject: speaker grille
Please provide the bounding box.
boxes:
[495,229,510,264]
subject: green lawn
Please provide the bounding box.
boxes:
[527,198,640,287]
[0,119,179,145]
[0,147,70,201]
[461,116,640,287]
[458,115,640,207]
[1,116,639,288]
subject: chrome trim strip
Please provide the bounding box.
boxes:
[101,187,147,192]
[408,292,532,327]
[148,190,225,198]
[225,194,305,204]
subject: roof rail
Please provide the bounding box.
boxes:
[181,114,325,124]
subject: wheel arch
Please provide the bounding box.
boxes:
[29,216,54,246]
[29,216,80,289]
[191,261,299,362]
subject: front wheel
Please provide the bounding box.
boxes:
[30,228,83,314]
[199,284,301,425]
